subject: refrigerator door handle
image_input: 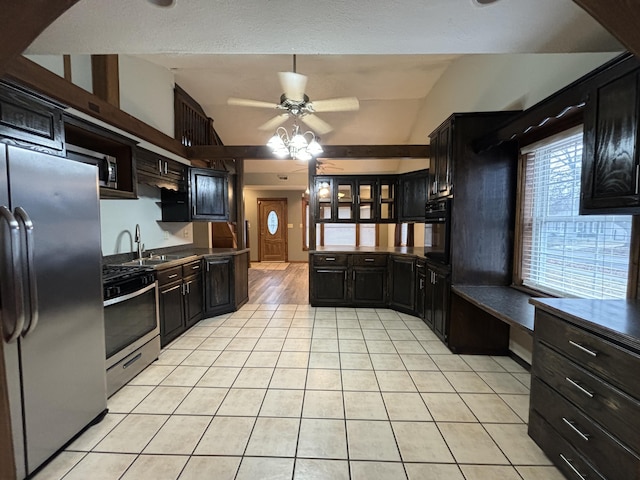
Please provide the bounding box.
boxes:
[15,207,39,337]
[0,205,25,343]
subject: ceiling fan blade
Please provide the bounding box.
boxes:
[301,114,333,135]
[258,114,290,131]
[228,97,279,109]
[309,97,360,112]
[278,72,308,102]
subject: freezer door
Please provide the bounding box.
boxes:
[7,146,107,475]
[0,146,26,479]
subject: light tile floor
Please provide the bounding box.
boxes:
[35,304,564,480]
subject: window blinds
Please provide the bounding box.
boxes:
[520,128,631,299]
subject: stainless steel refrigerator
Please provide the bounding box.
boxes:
[1,145,107,479]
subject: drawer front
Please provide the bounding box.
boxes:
[531,377,640,479]
[529,410,607,480]
[352,254,387,267]
[157,265,183,285]
[533,341,640,453]
[313,254,349,266]
[183,260,202,276]
[536,310,640,398]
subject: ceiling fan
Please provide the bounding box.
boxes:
[293,159,344,174]
[227,55,360,135]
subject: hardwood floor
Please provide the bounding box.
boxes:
[248,262,309,304]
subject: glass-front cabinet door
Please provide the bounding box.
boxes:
[336,180,355,222]
[357,180,376,222]
[315,177,333,221]
[378,178,397,222]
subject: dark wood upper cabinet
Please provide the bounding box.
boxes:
[429,121,453,200]
[136,146,187,192]
[0,81,64,154]
[399,169,429,221]
[581,63,640,214]
[161,167,229,222]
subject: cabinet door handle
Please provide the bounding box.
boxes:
[158,159,162,175]
[568,340,597,357]
[164,161,168,175]
[186,282,190,294]
[353,270,355,281]
[561,417,590,441]
[168,273,179,279]
[192,205,196,217]
[635,164,639,195]
[559,454,587,480]
[565,377,594,398]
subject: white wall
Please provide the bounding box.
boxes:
[118,55,175,137]
[100,184,192,256]
[410,52,619,143]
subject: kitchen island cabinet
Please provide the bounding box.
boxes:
[203,250,249,316]
[309,247,423,312]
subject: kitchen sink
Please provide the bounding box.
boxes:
[121,253,195,267]
[123,258,169,266]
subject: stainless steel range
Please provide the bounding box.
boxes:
[103,264,160,397]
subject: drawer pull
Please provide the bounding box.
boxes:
[568,340,597,357]
[562,417,590,441]
[325,257,335,261]
[192,265,200,270]
[364,258,375,262]
[559,454,587,480]
[168,273,179,279]
[565,377,594,398]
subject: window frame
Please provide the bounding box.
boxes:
[512,124,636,299]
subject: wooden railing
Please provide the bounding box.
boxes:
[174,84,223,147]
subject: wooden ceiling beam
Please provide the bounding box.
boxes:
[572,0,640,58]
[0,0,80,77]
[188,144,429,160]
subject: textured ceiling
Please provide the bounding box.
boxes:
[25,0,621,180]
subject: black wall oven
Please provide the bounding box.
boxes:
[424,198,451,265]
[103,266,160,397]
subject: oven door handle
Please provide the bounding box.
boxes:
[104,281,157,307]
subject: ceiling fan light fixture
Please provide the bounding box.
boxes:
[307,139,323,156]
[267,124,322,161]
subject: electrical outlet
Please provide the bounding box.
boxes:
[184,229,189,238]
[163,231,169,240]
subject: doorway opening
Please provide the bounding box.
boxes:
[257,198,288,262]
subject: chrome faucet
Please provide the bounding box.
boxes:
[134,224,145,259]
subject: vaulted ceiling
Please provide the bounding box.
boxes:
[24,0,622,179]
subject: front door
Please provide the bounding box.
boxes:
[258,198,288,262]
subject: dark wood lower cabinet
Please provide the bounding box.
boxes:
[352,266,387,306]
[159,280,186,347]
[415,261,427,323]
[311,267,349,305]
[389,255,415,313]
[184,273,203,328]
[529,301,640,480]
[204,252,250,316]
[204,256,233,315]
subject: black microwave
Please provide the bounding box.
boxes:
[66,145,118,189]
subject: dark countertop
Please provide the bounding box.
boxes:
[452,285,536,332]
[104,247,250,270]
[530,297,640,351]
[311,246,427,258]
